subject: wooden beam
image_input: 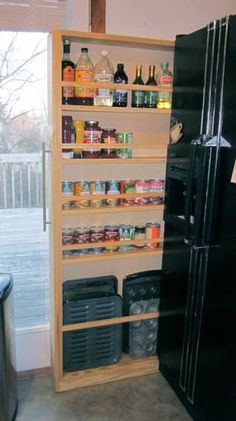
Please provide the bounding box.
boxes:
[90,0,106,33]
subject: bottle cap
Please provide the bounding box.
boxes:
[101,50,108,56]
[81,47,88,53]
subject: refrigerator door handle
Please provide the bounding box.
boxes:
[184,141,199,243]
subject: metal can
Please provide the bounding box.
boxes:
[145,222,161,248]
[74,181,90,208]
[105,225,120,252]
[135,179,150,205]
[62,181,74,195]
[62,201,74,210]
[119,224,134,251]
[106,180,120,207]
[73,226,90,244]
[149,178,164,204]
[117,132,133,158]
[90,226,105,243]
[120,179,136,205]
[90,180,105,207]
[62,227,74,245]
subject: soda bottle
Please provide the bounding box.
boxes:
[144,65,157,108]
[62,39,75,105]
[131,65,144,107]
[113,63,128,107]
[156,62,172,109]
[94,50,114,106]
[74,47,94,106]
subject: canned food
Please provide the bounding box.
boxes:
[62,201,74,210]
[135,179,150,205]
[145,222,161,248]
[105,225,120,252]
[106,180,120,207]
[90,180,105,207]
[62,181,74,195]
[73,226,90,244]
[74,181,90,208]
[120,180,136,205]
[119,224,134,241]
[90,226,105,243]
[117,132,133,158]
[62,227,74,245]
[149,179,164,204]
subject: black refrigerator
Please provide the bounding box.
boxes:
[157,15,236,421]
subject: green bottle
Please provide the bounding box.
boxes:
[132,65,144,107]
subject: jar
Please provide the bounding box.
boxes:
[101,128,117,158]
[83,120,101,158]
[134,225,145,248]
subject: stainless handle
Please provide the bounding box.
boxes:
[42,142,51,232]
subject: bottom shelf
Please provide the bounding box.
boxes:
[57,354,159,392]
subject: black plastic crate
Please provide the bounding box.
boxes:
[63,275,118,303]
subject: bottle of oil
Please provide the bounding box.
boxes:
[74,48,94,106]
[156,62,172,109]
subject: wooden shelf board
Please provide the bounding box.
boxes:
[62,312,160,332]
[62,81,172,92]
[61,143,167,150]
[61,105,171,114]
[61,157,166,164]
[62,192,164,202]
[62,204,164,215]
[63,238,162,251]
[58,354,159,391]
[62,247,162,263]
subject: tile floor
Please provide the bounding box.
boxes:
[16,372,192,421]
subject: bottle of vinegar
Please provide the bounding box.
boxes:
[157,62,172,109]
[145,65,157,108]
[94,50,114,106]
[62,39,75,105]
[132,65,144,107]
[113,63,128,107]
[74,47,94,106]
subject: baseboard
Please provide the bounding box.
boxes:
[17,366,51,379]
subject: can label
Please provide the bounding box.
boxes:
[145,222,161,248]
[120,180,135,205]
[62,181,74,195]
[106,180,120,206]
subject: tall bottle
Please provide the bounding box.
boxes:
[62,39,75,105]
[74,47,94,106]
[131,65,144,107]
[144,65,157,108]
[113,63,128,107]
[156,62,172,109]
[94,50,114,106]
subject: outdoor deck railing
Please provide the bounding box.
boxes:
[0,154,42,209]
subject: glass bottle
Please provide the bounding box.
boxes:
[62,39,75,105]
[94,50,114,106]
[156,62,172,109]
[74,47,94,106]
[131,65,144,107]
[113,63,128,107]
[145,65,157,108]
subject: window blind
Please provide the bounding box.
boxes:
[0,0,67,31]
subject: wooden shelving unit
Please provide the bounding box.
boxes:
[49,29,174,392]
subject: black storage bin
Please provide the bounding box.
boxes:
[122,270,161,354]
[63,276,122,372]
[0,274,17,421]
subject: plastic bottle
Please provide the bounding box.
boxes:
[113,63,128,107]
[144,65,157,108]
[94,50,114,106]
[131,65,144,107]
[156,62,172,109]
[74,47,94,106]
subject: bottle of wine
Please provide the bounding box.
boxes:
[113,63,128,107]
[145,65,157,108]
[131,65,144,107]
[62,39,75,105]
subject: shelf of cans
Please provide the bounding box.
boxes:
[62,179,164,209]
[62,222,161,258]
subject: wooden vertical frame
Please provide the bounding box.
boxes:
[90,0,106,33]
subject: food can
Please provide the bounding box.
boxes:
[90,180,105,207]
[120,179,136,205]
[149,179,164,204]
[105,225,120,252]
[62,227,74,245]
[74,181,90,208]
[117,132,133,158]
[145,222,161,248]
[90,226,105,243]
[135,179,150,205]
[119,224,134,251]
[73,226,90,244]
[106,180,120,207]
[62,181,74,195]
[62,201,74,210]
